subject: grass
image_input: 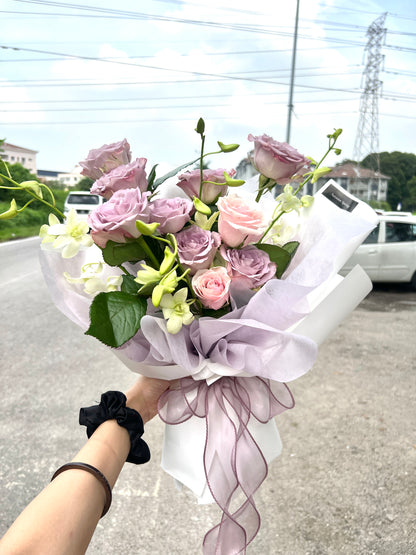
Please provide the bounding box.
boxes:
[0,224,41,242]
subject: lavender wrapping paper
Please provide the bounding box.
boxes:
[39,180,378,501]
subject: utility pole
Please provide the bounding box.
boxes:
[286,0,300,144]
[352,13,387,200]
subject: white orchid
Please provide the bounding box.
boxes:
[159,288,194,334]
[64,262,122,295]
[39,209,93,258]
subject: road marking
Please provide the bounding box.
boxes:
[0,236,39,248]
[1,270,40,287]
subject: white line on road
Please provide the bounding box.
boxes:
[1,270,40,287]
[0,236,39,248]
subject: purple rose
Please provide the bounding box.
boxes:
[79,139,131,180]
[176,168,235,204]
[90,158,148,200]
[175,226,221,275]
[248,134,309,184]
[148,197,193,234]
[220,244,276,289]
[88,188,149,248]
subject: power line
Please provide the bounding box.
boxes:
[2,110,414,126]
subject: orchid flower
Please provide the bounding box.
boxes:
[39,209,93,258]
[160,288,195,334]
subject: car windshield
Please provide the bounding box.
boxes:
[67,194,100,205]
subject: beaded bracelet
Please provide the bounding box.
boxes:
[51,462,112,517]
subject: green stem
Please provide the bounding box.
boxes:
[137,236,160,268]
[258,210,285,243]
[0,173,64,218]
[293,134,337,196]
[117,264,131,276]
[17,199,35,212]
[198,133,206,198]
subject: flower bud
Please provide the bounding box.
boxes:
[20,180,43,198]
[135,219,160,236]
[217,141,240,153]
[0,198,18,220]
[193,197,211,216]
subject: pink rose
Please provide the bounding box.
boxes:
[79,139,131,180]
[175,226,221,275]
[148,197,193,234]
[220,245,276,289]
[248,134,309,184]
[217,194,267,247]
[192,266,231,310]
[90,158,148,200]
[88,188,149,248]
[177,168,235,204]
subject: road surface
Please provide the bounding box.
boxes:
[1,238,415,554]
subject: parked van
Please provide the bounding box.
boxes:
[63,191,104,222]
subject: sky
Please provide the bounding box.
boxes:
[1,0,415,177]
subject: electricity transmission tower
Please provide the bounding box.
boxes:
[352,13,387,177]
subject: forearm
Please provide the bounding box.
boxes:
[0,376,169,555]
[0,420,131,555]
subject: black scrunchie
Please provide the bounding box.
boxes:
[79,391,150,464]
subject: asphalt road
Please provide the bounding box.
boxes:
[1,238,415,554]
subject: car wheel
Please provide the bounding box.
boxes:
[411,271,416,291]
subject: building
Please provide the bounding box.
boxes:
[32,167,83,188]
[309,163,389,202]
[0,142,38,173]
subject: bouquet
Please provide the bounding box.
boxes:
[1,119,378,554]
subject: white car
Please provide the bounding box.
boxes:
[341,213,416,289]
[63,191,104,222]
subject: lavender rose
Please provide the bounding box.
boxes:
[175,226,221,275]
[88,188,149,248]
[221,245,277,289]
[79,139,131,180]
[177,168,235,204]
[90,158,148,200]
[148,197,193,234]
[248,134,309,184]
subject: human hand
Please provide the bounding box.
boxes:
[125,375,174,423]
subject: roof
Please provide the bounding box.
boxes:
[2,142,38,154]
[326,163,390,180]
[37,169,60,177]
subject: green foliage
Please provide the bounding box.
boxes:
[368,199,391,211]
[361,151,416,211]
[0,161,67,241]
[102,239,147,266]
[85,291,147,347]
[255,242,299,279]
[76,176,94,191]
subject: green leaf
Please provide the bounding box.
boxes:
[102,240,146,266]
[147,164,158,190]
[282,241,299,258]
[121,274,141,295]
[256,243,291,279]
[200,305,231,318]
[85,291,147,347]
[152,155,201,191]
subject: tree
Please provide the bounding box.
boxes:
[0,162,38,203]
[76,176,94,191]
[361,151,416,211]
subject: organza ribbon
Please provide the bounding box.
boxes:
[158,376,295,555]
